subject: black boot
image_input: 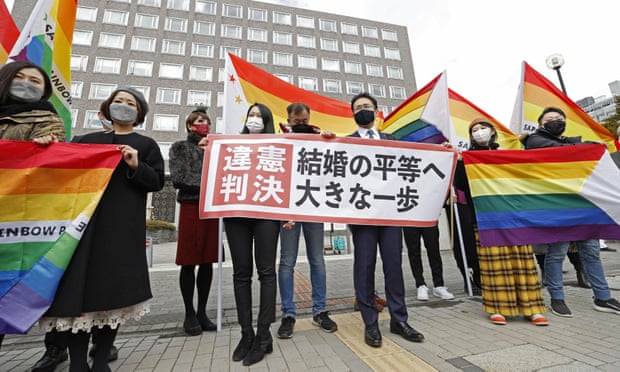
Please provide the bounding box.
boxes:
[232,327,254,362]
[242,325,273,366]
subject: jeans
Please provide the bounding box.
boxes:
[544,239,611,300]
[278,222,326,317]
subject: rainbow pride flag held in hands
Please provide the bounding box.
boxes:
[462,144,620,247]
[0,140,121,334]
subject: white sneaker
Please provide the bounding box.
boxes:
[417,285,430,301]
[432,286,455,300]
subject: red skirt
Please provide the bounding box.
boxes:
[176,201,221,265]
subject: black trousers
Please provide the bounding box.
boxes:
[224,217,279,328]
[403,225,444,288]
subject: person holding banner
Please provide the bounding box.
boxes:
[169,107,219,335]
[39,87,164,372]
[347,92,424,347]
[224,103,280,366]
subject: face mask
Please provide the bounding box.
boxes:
[109,103,138,125]
[100,118,112,130]
[544,120,566,136]
[9,80,43,103]
[291,123,316,133]
[472,127,492,144]
[354,109,375,126]
[191,123,210,137]
[245,117,264,133]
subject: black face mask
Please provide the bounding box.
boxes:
[544,120,566,136]
[354,109,375,126]
[290,123,315,133]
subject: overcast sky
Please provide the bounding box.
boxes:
[6,0,619,123]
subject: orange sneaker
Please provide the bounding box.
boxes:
[529,314,549,326]
[489,314,506,325]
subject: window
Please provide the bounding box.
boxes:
[89,83,117,100]
[153,114,179,131]
[70,81,83,98]
[273,11,291,25]
[342,41,360,54]
[220,46,240,59]
[223,4,242,18]
[368,83,385,97]
[273,52,292,67]
[103,10,128,25]
[275,74,292,84]
[131,36,156,52]
[346,81,363,95]
[382,29,398,41]
[319,19,336,32]
[128,60,153,77]
[194,21,215,35]
[320,38,338,52]
[83,110,103,129]
[138,0,160,6]
[384,47,401,60]
[156,88,182,105]
[341,22,358,35]
[70,109,78,128]
[364,44,381,58]
[162,39,185,55]
[387,66,403,79]
[167,0,189,11]
[73,30,93,46]
[221,24,242,39]
[189,65,213,81]
[216,92,224,107]
[390,86,406,99]
[273,31,292,45]
[196,0,216,14]
[366,63,383,77]
[187,90,211,106]
[218,68,225,82]
[321,58,340,72]
[192,43,214,58]
[76,6,97,22]
[248,8,266,22]
[297,15,314,28]
[248,28,267,42]
[362,25,378,38]
[70,55,88,72]
[165,17,187,32]
[299,77,318,91]
[135,13,159,29]
[297,35,315,49]
[298,55,317,69]
[159,63,183,79]
[344,61,362,74]
[248,49,267,64]
[378,105,389,115]
[323,79,341,93]
[94,58,121,74]
[98,33,125,49]
[129,86,150,102]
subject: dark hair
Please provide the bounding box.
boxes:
[241,103,275,134]
[537,106,566,124]
[100,87,149,126]
[0,61,53,104]
[185,107,211,132]
[287,102,310,116]
[350,92,377,112]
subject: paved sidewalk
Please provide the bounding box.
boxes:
[2,238,620,371]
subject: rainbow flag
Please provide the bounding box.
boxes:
[0,0,20,64]
[8,0,77,139]
[509,61,620,152]
[0,140,120,334]
[223,53,358,135]
[462,144,620,247]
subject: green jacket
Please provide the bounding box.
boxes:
[0,109,66,141]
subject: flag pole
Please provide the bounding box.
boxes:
[451,188,472,297]
[216,217,224,331]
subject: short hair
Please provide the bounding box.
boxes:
[537,106,566,124]
[100,87,149,126]
[287,102,310,116]
[185,107,211,131]
[0,61,53,104]
[350,92,377,112]
[241,103,275,134]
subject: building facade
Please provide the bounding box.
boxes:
[577,80,620,123]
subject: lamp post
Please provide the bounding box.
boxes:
[546,53,567,95]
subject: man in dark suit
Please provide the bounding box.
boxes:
[348,92,424,347]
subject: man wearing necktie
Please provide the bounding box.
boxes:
[347,92,425,347]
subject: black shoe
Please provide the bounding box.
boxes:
[464,283,482,296]
[242,327,273,366]
[232,327,255,362]
[89,344,119,362]
[183,314,202,336]
[197,313,217,332]
[600,246,617,252]
[364,322,382,347]
[277,316,296,339]
[312,312,338,333]
[32,345,68,372]
[390,321,424,343]
[550,299,573,317]
[593,298,620,314]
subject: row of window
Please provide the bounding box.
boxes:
[92,2,399,41]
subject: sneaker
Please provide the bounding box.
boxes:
[417,285,430,301]
[313,311,338,333]
[489,314,506,325]
[277,316,296,339]
[432,286,455,300]
[593,298,620,315]
[529,314,549,326]
[550,299,573,317]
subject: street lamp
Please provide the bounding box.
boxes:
[546,53,567,95]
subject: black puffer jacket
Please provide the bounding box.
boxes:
[169,132,204,202]
[522,127,581,149]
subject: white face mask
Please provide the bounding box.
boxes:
[245,117,264,133]
[472,127,492,144]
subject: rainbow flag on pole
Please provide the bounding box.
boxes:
[0,140,120,334]
[0,0,20,64]
[8,0,77,139]
[462,144,620,247]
